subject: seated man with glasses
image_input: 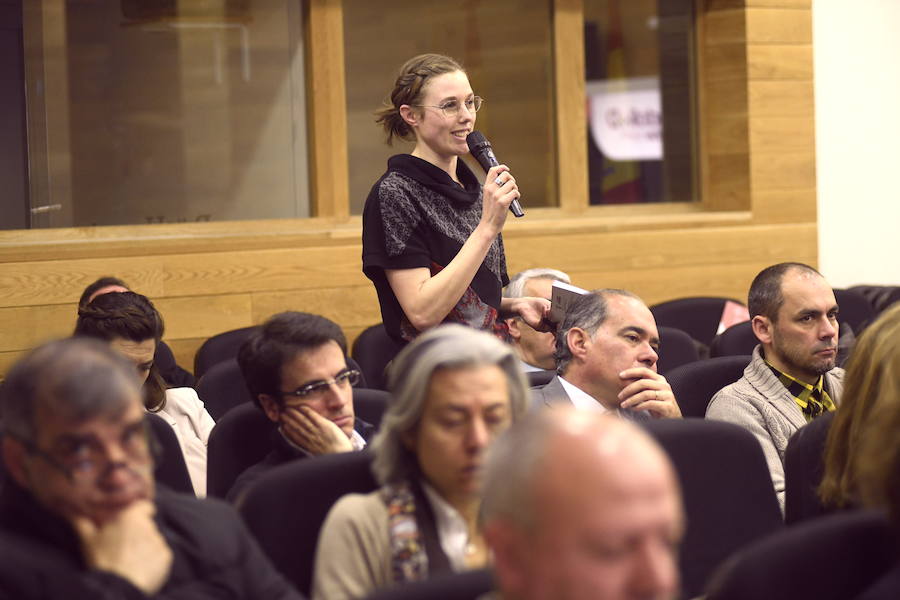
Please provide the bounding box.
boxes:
[0,337,303,599]
[227,311,375,503]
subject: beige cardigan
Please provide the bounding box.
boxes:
[312,490,393,600]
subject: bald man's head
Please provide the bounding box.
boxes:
[483,409,684,600]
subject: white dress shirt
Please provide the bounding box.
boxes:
[558,376,610,414]
[421,482,471,572]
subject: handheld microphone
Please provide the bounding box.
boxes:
[466,131,525,218]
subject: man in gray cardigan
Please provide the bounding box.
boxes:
[532,289,682,420]
[706,263,844,513]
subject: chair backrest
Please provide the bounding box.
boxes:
[363,569,494,600]
[833,288,877,333]
[239,450,379,597]
[849,285,900,315]
[657,326,701,374]
[643,419,784,600]
[709,321,757,358]
[526,369,555,388]
[154,340,196,388]
[784,411,836,525]
[193,325,261,379]
[146,412,195,495]
[352,388,390,430]
[351,323,404,391]
[650,297,740,348]
[706,510,898,600]
[196,358,254,421]
[665,355,751,418]
[206,403,275,498]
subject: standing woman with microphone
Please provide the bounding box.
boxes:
[362,53,549,346]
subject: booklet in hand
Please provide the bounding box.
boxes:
[549,280,590,324]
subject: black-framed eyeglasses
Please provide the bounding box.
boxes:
[9,419,156,485]
[277,369,360,400]
[413,96,484,118]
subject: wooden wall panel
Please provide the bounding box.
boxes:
[752,189,817,223]
[749,117,815,154]
[0,1,820,380]
[0,257,165,308]
[747,45,813,79]
[553,0,588,213]
[249,285,379,329]
[749,80,813,117]
[745,8,812,44]
[0,303,74,351]
[160,246,367,297]
[503,223,816,274]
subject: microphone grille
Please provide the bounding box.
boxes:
[466,131,489,153]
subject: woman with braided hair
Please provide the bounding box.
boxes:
[362,53,549,348]
[74,291,215,496]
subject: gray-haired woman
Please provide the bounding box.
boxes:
[312,324,529,599]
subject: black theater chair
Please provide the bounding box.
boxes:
[644,419,784,599]
[706,510,898,600]
[239,451,379,597]
[351,323,404,391]
[196,358,254,421]
[193,325,260,379]
[206,403,275,498]
[351,388,390,430]
[833,288,877,333]
[784,411,836,525]
[665,355,751,418]
[657,326,701,374]
[709,321,757,358]
[650,297,744,349]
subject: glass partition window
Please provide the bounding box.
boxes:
[20,0,309,229]
[343,0,556,214]
[584,0,696,205]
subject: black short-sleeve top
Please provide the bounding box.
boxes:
[362,154,509,344]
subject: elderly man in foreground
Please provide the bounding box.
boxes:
[0,338,304,599]
[482,409,685,600]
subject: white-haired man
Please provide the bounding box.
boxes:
[503,268,571,372]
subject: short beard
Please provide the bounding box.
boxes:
[771,340,836,379]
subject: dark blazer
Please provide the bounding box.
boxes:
[227,418,376,504]
[531,375,651,422]
[0,481,303,599]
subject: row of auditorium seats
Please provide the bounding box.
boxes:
[649,288,882,352]
[231,418,782,599]
[190,286,895,399]
[169,286,898,597]
[345,508,898,600]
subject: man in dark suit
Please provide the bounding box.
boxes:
[533,289,682,420]
[227,312,375,503]
[0,338,303,599]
